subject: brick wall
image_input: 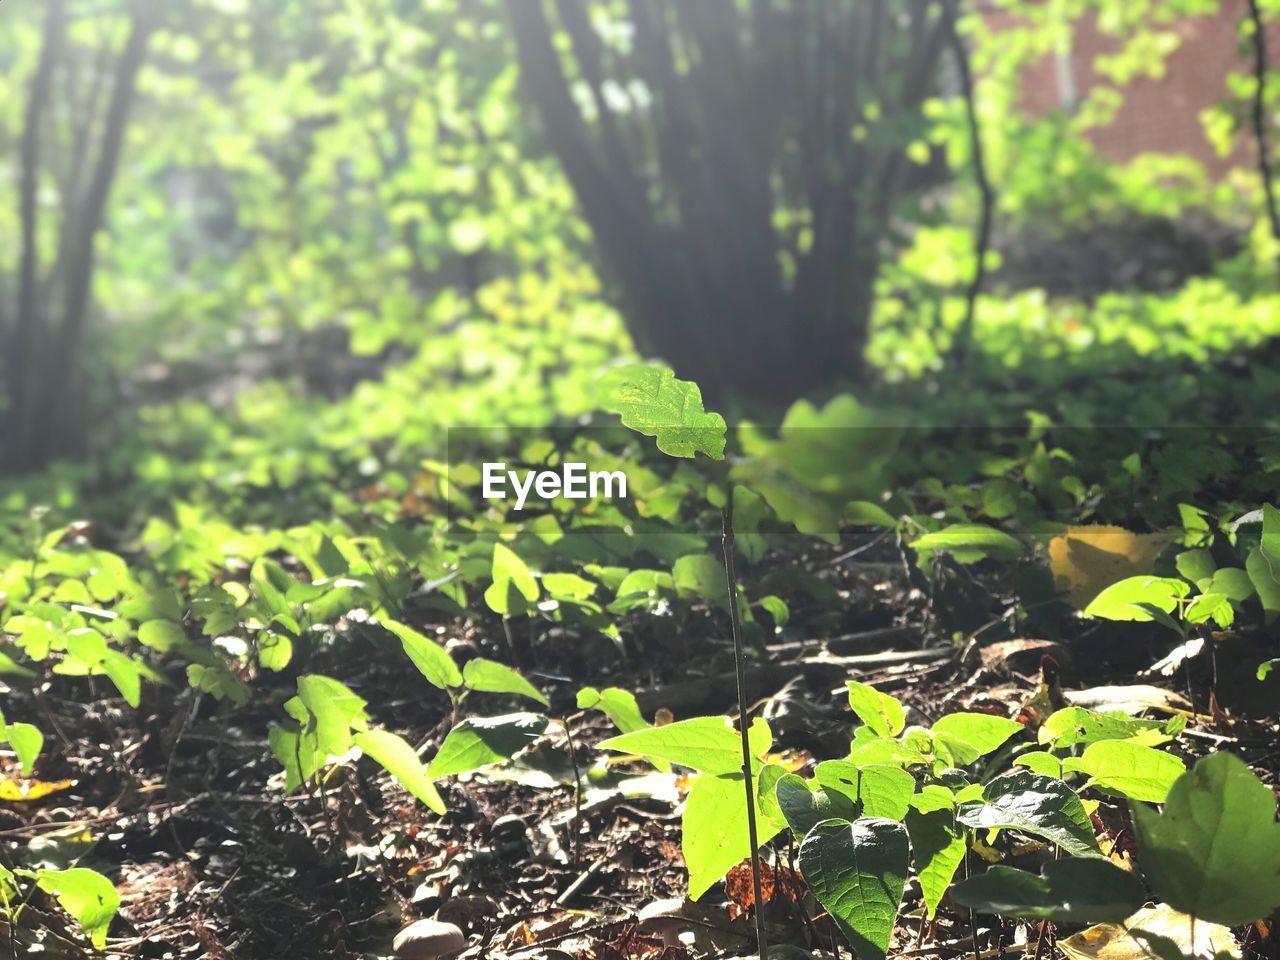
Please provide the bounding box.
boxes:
[988,0,1275,177]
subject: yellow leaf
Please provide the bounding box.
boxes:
[1060,903,1239,960]
[0,778,74,802]
[1049,526,1172,609]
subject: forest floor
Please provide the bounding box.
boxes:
[4,537,1278,960]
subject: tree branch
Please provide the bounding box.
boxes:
[1246,0,1280,269]
[945,0,995,371]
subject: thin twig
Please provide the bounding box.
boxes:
[944,0,995,371]
[1246,0,1280,266]
[722,487,768,960]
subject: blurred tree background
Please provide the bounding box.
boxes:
[0,0,1278,477]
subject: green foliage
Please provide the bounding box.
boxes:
[956,772,1101,859]
[427,713,549,779]
[952,860,1145,922]
[1132,752,1280,926]
[1062,739,1185,803]
[599,365,727,461]
[798,819,910,960]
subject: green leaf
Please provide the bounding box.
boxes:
[137,619,186,652]
[599,364,726,460]
[1014,751,1063,778]
[296,675,368,758]
[957,771,1100,858]
[1132,752,1280,926]
[776,772,858,838]
[798,818,910,960]
[35,868,120,949]
[1246,546,1280,624]
[427,712,548,779]
[1063,740,1185,803]
[1083,576,1188,623]
[577,686,648,734]
[846,681,906,738]
[4,722,43,774]
[598,716,772,775]
[846,501,897,528]
[1174,549,1216,584]
[257,632,294,671]
[462,658,548,706]
[813,761,915,821]
[911,524,1023,563]
[1184,592,1233,627]
[485,543,541,615]
[931,713,1024,765]
[951,859,1146,922]
[353,728,446,814]
[672,553,728,605]
[1039,708,1169,748]
[383,619,463,689]
[684,770,785,900]
[905,801,966,920]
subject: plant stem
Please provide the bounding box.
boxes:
[722,487,768,960]
[1246,0,1280,268]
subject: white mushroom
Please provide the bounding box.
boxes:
[392,918,465,959]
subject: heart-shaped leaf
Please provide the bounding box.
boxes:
[1132,752,1280,926]
[957,771,1100,859]
[798,818,910,960]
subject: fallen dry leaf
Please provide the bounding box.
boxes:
[1049,526,1172,609]
[1060,902,1240,960]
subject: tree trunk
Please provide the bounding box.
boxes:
[5,4,155,472]
[506,0,944,405]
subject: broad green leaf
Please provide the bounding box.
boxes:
[776,772,857,838]
[383,619,463,689]
[1247,546,1280,623]
[427,713,548,779]
[541,572,597,600]
[1132,752,1280,926]
[1063,740,1185,803]
[354,729,445,814]
[462,658,548,706]
[931,713,1024,765]
[684,770,785,900]
[952,859,1145,922]
[1083,576,1188,623]
[1174,548,1216,584]
[5,722,43,774]
[599,364,726,460]
[912,524,1023,563]
[35,868,120,949]
[846,501,897,528]
[485,543,541,615]
[1014,751,1063,778]
[1204,566,1254,602]
[598,716,772,775]
[957,771,1100,858]
[1184,592,1233,627]
[296,675,368,758]
[577,686,648,734]
[799,818,910,960]
[672,553,728,604]
[1039,708,1169,748]
[846,681,906,738]
[257,632,293,671]
[905,801,966,920]
[814,761,914,821]
[137,619,186,652]
[0,648,35,678]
